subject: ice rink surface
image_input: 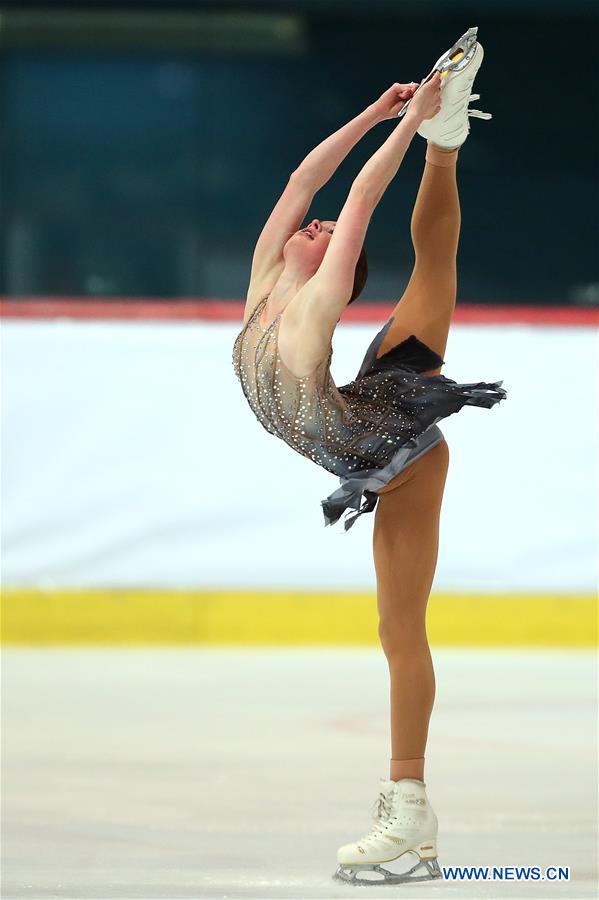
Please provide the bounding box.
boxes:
[2,647,597,899]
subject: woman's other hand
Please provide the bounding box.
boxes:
[373,82,419,121]
[405,71,442,124]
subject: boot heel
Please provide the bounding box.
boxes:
[414,838,437,859]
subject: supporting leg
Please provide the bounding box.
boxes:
[390,756,425,782]
[376,142,461,375]
[373,440,450,780]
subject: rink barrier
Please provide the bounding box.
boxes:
[1,298,598,325]
[1,590,596,647]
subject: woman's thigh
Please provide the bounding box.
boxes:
[377,439,449,497]
[373,440,450,625]
[374,262,457,377]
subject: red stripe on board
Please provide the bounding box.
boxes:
[0,298,597,326]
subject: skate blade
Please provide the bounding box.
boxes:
[397,26,479,120]
[437,25,479,73]
[333,851,443,886]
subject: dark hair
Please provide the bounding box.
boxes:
[348,245,368,305]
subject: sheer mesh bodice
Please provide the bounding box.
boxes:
[232,295,507,529]
[232,296,415,477]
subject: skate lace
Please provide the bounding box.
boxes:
[363,789,395,839]
[467,93,492,120]
[371,790,393,821]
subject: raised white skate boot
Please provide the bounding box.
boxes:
[399,26,492,149]
[333,777,442,886]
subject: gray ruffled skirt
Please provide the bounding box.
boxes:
[321,318,506,531]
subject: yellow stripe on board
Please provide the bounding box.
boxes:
[1,589,596,647]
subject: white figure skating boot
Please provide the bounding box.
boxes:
[399,26,492,149]
[333,777,442,885]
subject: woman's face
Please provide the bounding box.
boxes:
[283,218,336,273]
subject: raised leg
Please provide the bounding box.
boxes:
[373,439,450,780]
[375,142,461,376]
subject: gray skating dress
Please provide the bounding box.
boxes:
[232,296,506,531]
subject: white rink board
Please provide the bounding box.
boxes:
[1,319,597,591]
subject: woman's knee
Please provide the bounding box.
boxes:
[378,615,429,660]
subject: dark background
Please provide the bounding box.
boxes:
[1,0,597,304]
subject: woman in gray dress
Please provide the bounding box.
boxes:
[233,27,504,885]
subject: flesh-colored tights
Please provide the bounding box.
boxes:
[373,142,460,783]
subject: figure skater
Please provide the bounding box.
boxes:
[232,26,506,885]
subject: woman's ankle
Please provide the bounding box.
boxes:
[390,756,425,782]
[425,141,459,167]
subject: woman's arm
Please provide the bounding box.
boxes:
[247,105,381,292]
[295,76,442,333]
[292,106,379,189]
[352,111,421,203]
[353,73,442,203]
[292,85,413,190]
[246,84,418,310]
